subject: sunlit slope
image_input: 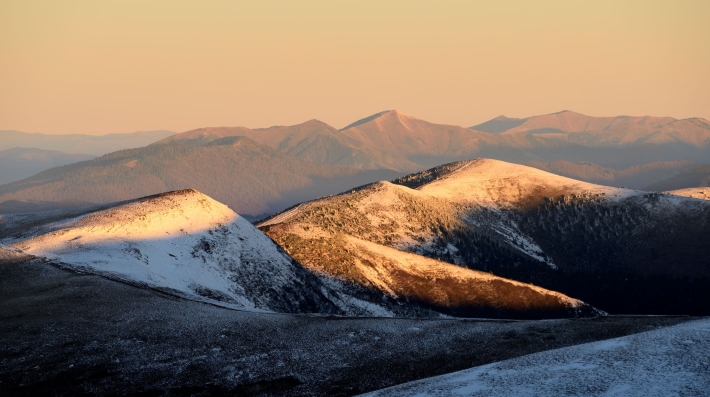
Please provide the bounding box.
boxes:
[259,180,597,319]
[4,190,349,313]
[666,187,710,200]
[413,159,637,208]
[263,158,710,314]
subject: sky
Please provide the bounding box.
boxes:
[1,0,709,134]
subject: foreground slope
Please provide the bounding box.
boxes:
[263,159,710,314]
[1,261,689,396]
[2,189,355,314]
[362,318,710,397]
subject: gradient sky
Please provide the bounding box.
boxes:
[1,0,709,134]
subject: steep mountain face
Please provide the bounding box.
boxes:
[0,148,95,185]
[524,160,695,189]
[258,178,599,319]
[0,136,401,218]
[262,159,710,315]
[0,190,406,316]
[645,164,710,191]
[0,130,175,156]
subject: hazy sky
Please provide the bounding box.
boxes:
[1,1,709,134]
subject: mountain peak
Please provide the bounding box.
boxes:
[340,110,413,131]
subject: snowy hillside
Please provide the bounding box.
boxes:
[666,187,710,200]
[2,190,396,315]
[259,174,600,318]
[361,318,710,397]
[262,158,710,315]
[416,158,641,208]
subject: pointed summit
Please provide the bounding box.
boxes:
[340,110,412,131]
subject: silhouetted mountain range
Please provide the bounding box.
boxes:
[1,110,709,218]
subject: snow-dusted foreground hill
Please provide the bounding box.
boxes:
[261,158,710,315]
[361,318,710,397]
[0,189,398,315]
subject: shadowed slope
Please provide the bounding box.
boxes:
[392,159,710,314]
[646,164,710,191]
[0,136,402,217]
[524,160,695,189]
[154,119,386,169]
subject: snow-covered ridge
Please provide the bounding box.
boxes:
[3,190,388,315]
[360,319,710,397]
[417,159,642,208]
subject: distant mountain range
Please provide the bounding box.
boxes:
[1,110,708,217]
[0,136,401,218]
[156,109,710,171]
[0,130,176,156]
[0,148,94,185]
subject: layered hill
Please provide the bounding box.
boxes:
[0,130,175,156]
[473,110,710,146]
[524,160,695,189]
[261,159,710,314]
[0,136,401,218]
[645,164,710,191]
[0,148,94,185]
[0,190,412,316]
[3,109,709,219]
[471,110,710,167]
[154,120,388,169]
[0,189,593,319]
